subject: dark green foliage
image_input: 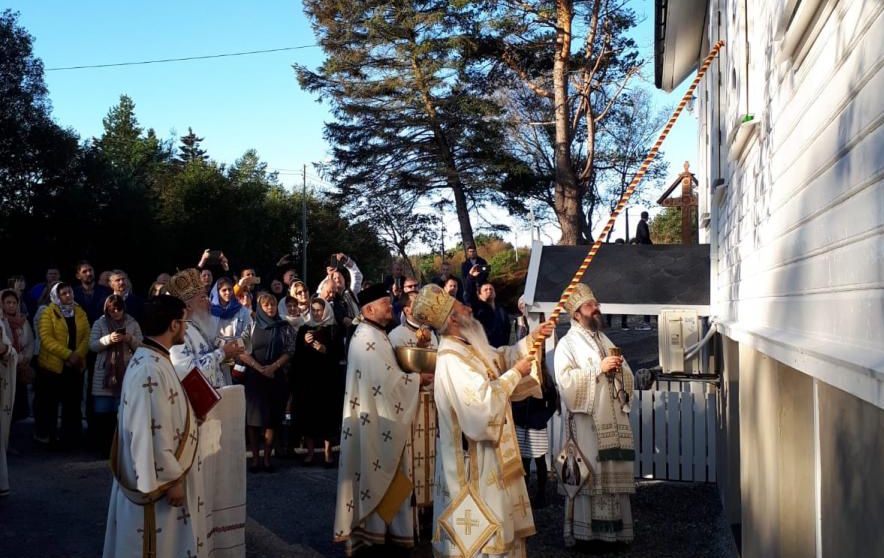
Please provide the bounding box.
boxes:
[0,11,387,289]
[297,0,521,250]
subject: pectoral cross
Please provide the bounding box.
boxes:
[456,509,480,536]
[142,377,158,393]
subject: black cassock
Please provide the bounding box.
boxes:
[293,323,345,442]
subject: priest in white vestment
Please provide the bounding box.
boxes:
[333,284,427,556]
[166,269,248,557]
[103,295,208,557]
[0,320,18,497]
[411,284,555,558]
[554,283,635,545]
[388,292,439,519]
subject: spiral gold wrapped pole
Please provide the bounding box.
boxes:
[529,40,726,359]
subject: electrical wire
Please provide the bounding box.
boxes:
[45,44,318,72]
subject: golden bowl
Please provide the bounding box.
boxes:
[395,346,437,374]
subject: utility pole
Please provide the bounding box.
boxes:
[302,164,308,284]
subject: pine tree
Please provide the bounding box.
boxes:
[296,0,517,249]
[177,127,207,164]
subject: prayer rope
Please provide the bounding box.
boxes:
[529,40,726,358]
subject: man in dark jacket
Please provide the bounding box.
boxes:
[636,211,653,244]
[471,282,510,348]
[460,245,488,305]
[72,260,111,324]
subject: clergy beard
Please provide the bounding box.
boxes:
[457,315,496,360]
[577,310,604,332]
[190,306,217,339]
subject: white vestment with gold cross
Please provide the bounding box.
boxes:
[554,325,635,545]
[103,346,209,558]
[388,320,438,508]
[432,335,539,558]
[333,321,421,555]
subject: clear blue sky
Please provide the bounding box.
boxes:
[7,0,697,245]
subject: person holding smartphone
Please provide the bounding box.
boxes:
[460,244,489,305]
[89,294,142,455]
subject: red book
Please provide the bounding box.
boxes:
[180,368,221,420]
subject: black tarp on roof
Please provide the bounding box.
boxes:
[531,244,710,305]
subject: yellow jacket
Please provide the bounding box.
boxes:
[37,304,90,373]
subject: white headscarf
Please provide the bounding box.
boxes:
[50,283,75,318]
[305,297,336,327]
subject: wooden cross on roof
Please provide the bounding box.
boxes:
[656,161,699,245]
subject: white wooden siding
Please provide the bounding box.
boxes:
[701,0,884,407]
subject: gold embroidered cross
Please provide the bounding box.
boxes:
[456,509,480,536]
[486,469,502,488]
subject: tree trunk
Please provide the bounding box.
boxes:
[411,55,476,250]
[552,1,582,245]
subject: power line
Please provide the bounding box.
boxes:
[45,44,319,72]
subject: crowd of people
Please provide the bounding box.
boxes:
[0,242,642,558]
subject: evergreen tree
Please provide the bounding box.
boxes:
[177,127,207,164]
[296,0,516,249]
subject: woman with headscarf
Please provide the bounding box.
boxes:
[1,290,34,422]
[211,277,253,384]
[294,297,345,466]
[238,292,296,472]
[89,294,142,454]
[211,277,253,339]
[277,280,310,325]
[34,282,89,448]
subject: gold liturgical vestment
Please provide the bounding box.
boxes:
[432,334,539,558]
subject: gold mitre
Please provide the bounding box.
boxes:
[167,268,204,302]
[412,284,455,331]
[563,283,597,314]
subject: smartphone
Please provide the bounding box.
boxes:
[480,265,490,273]
[114,328,126,335]
[329,254,340,268]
